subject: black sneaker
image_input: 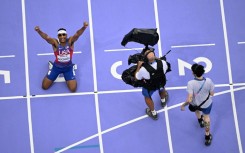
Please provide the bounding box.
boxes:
[146,108,158,120]
[161,102,166,108]
[198,115,204,128]
[161,91,169,108]
[205,134,212,146]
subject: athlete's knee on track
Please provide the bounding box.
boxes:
[69,86,77,92]
[42,82,52,90]
[67,80,77,92]
[42,77,53,90]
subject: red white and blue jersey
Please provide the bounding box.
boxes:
[54,40,73,66]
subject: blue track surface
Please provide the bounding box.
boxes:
[0,0,245,153]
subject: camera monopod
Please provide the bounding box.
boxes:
[160,50,172,60]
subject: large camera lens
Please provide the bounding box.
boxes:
[128,53,144,65]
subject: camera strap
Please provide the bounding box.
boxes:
[194,79,210,108]
[198,93,210,108]
[196,79,206,95]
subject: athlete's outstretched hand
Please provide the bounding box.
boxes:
[35,26,40,32]
[83,22,88,28]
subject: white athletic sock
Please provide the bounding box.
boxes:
[161,98,166,103]
[151,110,157,115]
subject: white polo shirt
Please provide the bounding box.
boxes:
[135,60,168,80]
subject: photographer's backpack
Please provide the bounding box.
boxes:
[121,65,145,87]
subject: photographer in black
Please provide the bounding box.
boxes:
[134,50,169,120]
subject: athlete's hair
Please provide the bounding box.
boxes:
[191,63,205,77]
[57,28,66,32]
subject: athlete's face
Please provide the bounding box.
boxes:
[58,33,67,43]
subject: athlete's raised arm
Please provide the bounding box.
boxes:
[35,26,57,47]
[69,21,88,45]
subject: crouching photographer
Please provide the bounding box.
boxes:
[134,50,169,120]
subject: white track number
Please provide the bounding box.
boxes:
[0,70,11,84]
[110,57,212,79]
[111,61,122,79]
[178,57,212,76]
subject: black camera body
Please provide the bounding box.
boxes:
[127,47,155,65]
[128,53,144,65]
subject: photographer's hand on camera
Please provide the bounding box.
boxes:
[134,61,144,79]
[137,61,144,66]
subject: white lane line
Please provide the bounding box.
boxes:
[153,0,173,152]
[0,55,15,58]
[87,0,104,153]
[30,92,95,98]
[21,0,34,152]
[0,96,26,100]
[232,83,245,86]
[220,0,243,153]
[105,44,216,51]
[37,51,82,56]
[237,42,245,45]
[171,43,215,48]
[1,83,242,101]
[154,0,163,57]
[104,48,143,52]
